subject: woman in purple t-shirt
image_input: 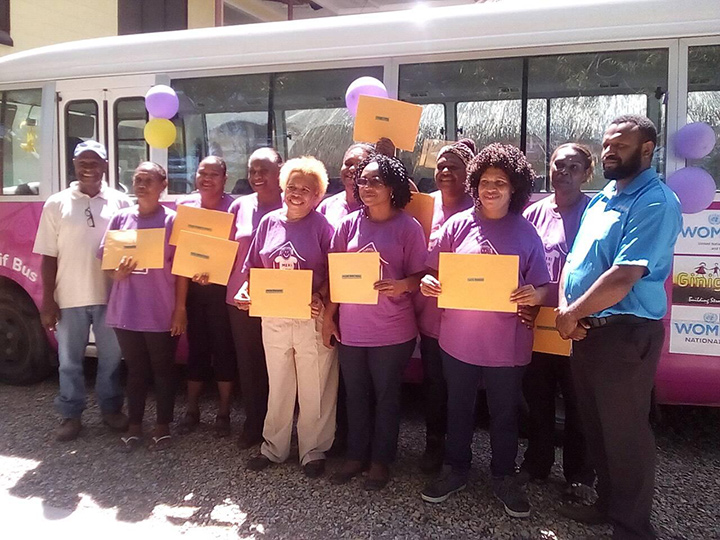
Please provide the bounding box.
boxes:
[101,162,188,452]
[419,144,550,517]
[520,143,595,498]
[323,154,427,491]
[234,156,337,479]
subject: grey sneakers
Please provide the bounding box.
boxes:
[421,465,468,503]
[492,475,531,518]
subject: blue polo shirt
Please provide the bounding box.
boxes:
[564,167,681,320]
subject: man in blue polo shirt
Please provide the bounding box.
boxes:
[555,115,681,540]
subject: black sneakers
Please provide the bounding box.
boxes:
[421,465,468,503]
[492,475,531,518]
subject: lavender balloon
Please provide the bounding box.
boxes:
[674,122,717,160]
[145,85,179,119]
[666,167,716,214]
[345,77,388,117]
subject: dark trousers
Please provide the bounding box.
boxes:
[228,306,268,440]
[522,351,595,485]
[115,329,178,425]
[420,334,447,447]
[442,348,525,478]
[186,283,236,382]
[572,320,664,540]
[339,339,415,465]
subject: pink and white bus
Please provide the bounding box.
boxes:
[1,0,719,404]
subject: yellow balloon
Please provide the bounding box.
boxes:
[144,118,176,148]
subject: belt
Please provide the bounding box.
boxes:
[584,314,654,328]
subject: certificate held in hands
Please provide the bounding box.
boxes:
[328,252,380,305]
[437,252,519,313]
[171,230,239,286]
[169,204,234,246]
[353,95,423,152]
[532,307,572,356]
[249,268,313,320]
[101,229,165,270]
[404,192,435,244]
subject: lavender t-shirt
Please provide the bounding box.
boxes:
[177,191,235,213]
[330,210,427,347]
[243,209,334,294]
[523,194,590,307]
[414,191,474,339]
[317,191,360,227]
[427,208,550,367]
[101,205,177,332]
[226,193,283,305]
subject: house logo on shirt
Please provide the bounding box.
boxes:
[271,241,306,270]
[358,242,389,279]
[544,244,566,282]
[477,239,498,255]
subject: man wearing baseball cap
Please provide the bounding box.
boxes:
[33,140,133,441]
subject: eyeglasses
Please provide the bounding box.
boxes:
[356,177,386,189]
[85,202,95,228]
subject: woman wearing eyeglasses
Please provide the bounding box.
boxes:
[323,153,427,491]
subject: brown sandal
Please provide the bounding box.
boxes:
[176,411,200,434]
[148,434,172,452]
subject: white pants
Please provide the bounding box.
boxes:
[260,316,339,466]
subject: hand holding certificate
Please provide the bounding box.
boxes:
[328,252,380,304]
[353,96,423,152]
[171,230,239,286]
[169,205,234,245]
[101,229,166,270]
[248,268,313,320]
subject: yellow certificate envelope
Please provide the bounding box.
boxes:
[169,204,234,245]
[328,252,380,305]
[101,229,165,270]
[171,230,239,286]
[437,252,519,313]
[533,307,572,356]
[404,192,435,244]
[353,95,423,152]
[248,268,312,320]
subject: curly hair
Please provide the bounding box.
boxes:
[353,154,412,209]
[466,143,536,214]
[279,156,329,198]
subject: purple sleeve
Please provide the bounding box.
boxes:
[165,212,177,260]
[241,217,267,274]
[523,229,551,288]
[330,219,349,253]
[97,213,121,260]
[404,218,429,275]
[426,219,453,271]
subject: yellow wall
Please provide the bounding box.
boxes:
[188,0,216,29]
[0,0,118,57]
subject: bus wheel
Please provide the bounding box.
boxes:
[0,289,54,385]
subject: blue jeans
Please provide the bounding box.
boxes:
[55,305,123,418]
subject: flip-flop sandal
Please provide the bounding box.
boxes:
[119,435,142,453]
[148,434,172,452]
[213,415,231,438]
[176,411,200,434]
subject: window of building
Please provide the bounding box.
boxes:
[118,0,188,35]
[1,89,42,196]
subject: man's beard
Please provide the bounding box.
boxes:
[602,146,643,180]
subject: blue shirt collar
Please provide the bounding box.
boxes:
[603,167,657,199]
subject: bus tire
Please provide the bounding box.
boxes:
[0,289,54,386]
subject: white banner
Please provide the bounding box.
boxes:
[669,305,720,357]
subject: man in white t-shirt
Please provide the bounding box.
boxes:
[33,140,132,441]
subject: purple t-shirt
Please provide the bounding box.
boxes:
[317,191,360,228]
[415,191,474,339]
[427,208,550,367]
[523,194,590,307]
[330,210,427,347]
[101,205,177,332]
[226,193,283,305]
[177,191,235,213]
[243,209,334,294]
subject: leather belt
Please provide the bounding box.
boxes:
[584,314,654,328]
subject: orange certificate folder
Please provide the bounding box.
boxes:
[533,307,572,356]
[328,252,380,305]
[353,95,423,152]
[169,204,234,246]
[248,268,313,320]
[171,230,239,286]
[404,192,435,244]
[101,228,165,270]
[437,252,519,313]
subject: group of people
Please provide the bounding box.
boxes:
[33,113,682,540]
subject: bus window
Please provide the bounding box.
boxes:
[114,97,148,194]
[0,88,42,196]
[65,100,99,186]
[170,73,271,195]
[687,45,720,188]
[527,49,668,190]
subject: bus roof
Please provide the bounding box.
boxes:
[1,0,718,84]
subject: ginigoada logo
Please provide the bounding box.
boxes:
[680,213,720,239]
[674,311,720,343]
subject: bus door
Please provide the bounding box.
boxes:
[57,75,156,194]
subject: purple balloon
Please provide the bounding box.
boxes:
[674,122,717,160]
[666,167,716,214]
[345,77,388,117]
[145,85,179,119]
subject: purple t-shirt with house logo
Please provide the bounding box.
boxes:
[523,194,590,307]
[330,209,427,347]
[101,205,177,332]
[317,191,361,228]
[243,209,334,294]
[427,208,550,367]
[414,191,474,339]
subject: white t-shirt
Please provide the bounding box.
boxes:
[33,182,132,309]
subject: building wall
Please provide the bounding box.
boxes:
[0,0,118,57]
[188,0,216,29]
